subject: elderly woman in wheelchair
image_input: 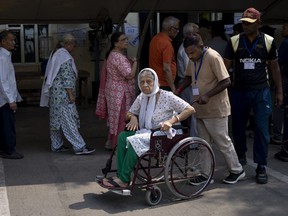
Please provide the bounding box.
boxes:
[100,68,195,189]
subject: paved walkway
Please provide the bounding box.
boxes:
[1,105,288,216]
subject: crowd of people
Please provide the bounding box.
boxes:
[96,7,287,187]
[1,8,287,189]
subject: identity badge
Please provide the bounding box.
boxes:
[244,62,255,69]
[192,87,199,96]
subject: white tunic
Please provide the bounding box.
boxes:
[127,90,189,157]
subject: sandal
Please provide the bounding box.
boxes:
[104,140,113,151]
[102,177,128,189]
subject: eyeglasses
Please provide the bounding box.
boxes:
[171,26,180,32]
[118,37,128,42]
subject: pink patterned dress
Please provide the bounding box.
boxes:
[105,51,136,147]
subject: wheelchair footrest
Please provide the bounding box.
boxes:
[95,175,104,182]
[95,176,131,196]
[110,189,131,196]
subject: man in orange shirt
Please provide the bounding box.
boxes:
[149,16,180,92]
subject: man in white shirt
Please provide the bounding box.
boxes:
[177,23,199,79]
[176,23,199,136]
[0,30,23,159]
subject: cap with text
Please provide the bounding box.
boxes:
[240,8,261,23]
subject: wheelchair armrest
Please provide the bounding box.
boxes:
[151,125,189,136]
[149,125,190,154]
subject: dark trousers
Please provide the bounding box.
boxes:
[282,90,288,156]
[283,83,288,143]
[0,103,16,154]
[230,87,272,165]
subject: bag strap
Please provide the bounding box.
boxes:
[231,34,240,53]
[231,33,273,53]
[264,33,273,53]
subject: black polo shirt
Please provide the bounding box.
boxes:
[224,32,278,89]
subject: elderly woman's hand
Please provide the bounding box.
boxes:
[129,57,137,63]
[69,95,76,103]
[126,115,138,131]
[161,120,173,131]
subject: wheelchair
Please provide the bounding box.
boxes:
[96,125,215,206]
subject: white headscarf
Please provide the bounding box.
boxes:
[40,48,77,107]
[138,68,160,129]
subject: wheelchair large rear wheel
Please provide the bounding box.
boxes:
[164,137,215,199]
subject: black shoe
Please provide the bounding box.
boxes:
[189,175,214,186]
[239,157,247,166]
[256,165,268,184]
[1,151,24,159]
[52,146,69,153]
[223,170,246,184]
[270,138,282,145]
[75,147,95,155]
[274,151,288,162]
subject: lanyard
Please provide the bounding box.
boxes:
[243,36,259,57]
[194,48,206,84]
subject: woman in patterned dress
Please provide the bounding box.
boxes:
[96,32,137,150]
[101,68,195,188]
[40,34,95,155]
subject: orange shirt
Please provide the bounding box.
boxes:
[149,32,176,87]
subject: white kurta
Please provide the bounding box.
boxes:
[127,90,189,156]
[0,48,22,107]
[40,48,77,107]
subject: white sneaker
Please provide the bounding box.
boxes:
[75,147,95,155]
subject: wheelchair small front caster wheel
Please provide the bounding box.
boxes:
[145,186,162,206]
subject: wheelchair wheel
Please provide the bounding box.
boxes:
[145,186,162,206]
[164,137,215,199]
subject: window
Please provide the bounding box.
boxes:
[24,25,35,62]
[7,24,49,64]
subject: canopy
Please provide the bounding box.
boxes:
[0,0,286,24]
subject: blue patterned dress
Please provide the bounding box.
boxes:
[49,59,86,151]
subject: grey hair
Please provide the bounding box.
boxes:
[162,16,180,30]
[137,68,159,96]
[0,30,14,42]
[139,69,155,80]
[60,33,76,46]
[183,23,199,36]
